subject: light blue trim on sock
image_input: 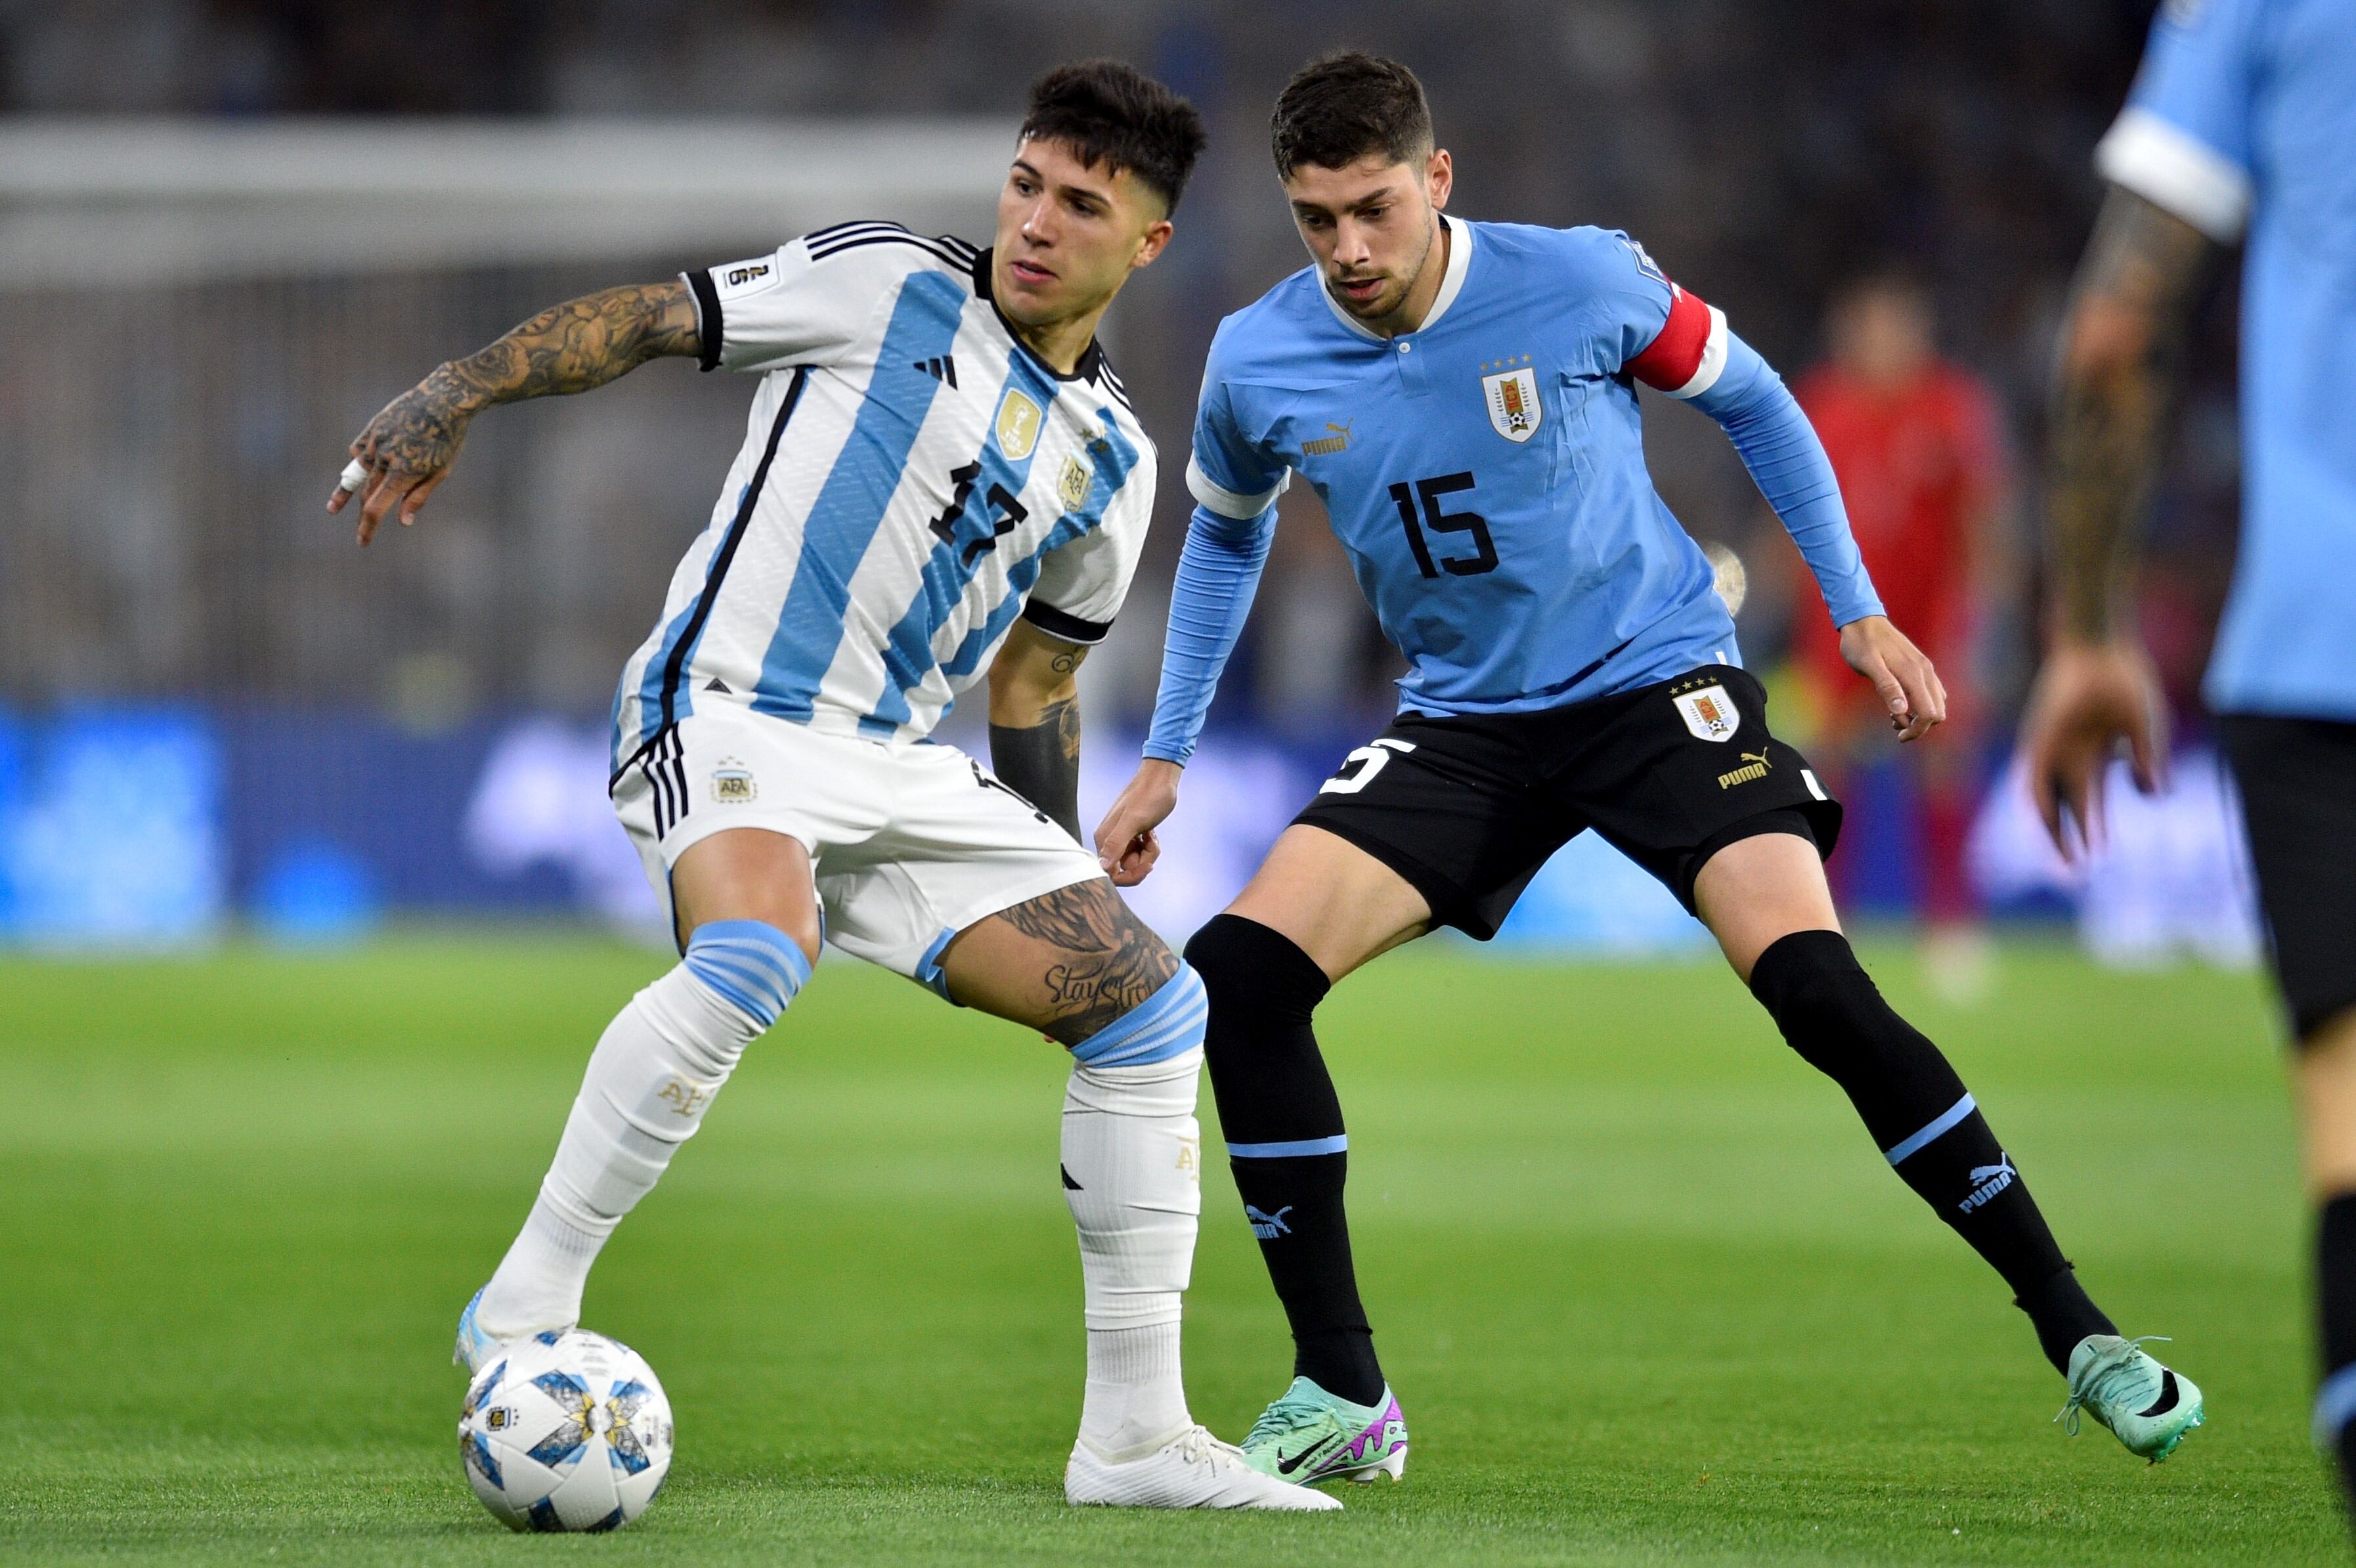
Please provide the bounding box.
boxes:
[1883,1092,1976,1165]
[1228,1135,1349,1158]
[1068,964,1207,1068]
[684,919,812,1031]
[2317,1364,2356,1449]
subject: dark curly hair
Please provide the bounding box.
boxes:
[1019,60,1208,215]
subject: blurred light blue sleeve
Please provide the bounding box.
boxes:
[2093,0,2259,240]
[1690,332,1885,628]
[1140,502,1277,767]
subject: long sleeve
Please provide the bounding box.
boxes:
[1691,335,1885,628]
[1140,502,1278,766]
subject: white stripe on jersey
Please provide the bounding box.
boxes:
[611,228,1156,773]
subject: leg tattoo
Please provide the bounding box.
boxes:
[999,880,1180,1045]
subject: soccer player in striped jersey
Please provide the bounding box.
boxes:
[328,62,1336,1512]
[1095,52,2202,1487]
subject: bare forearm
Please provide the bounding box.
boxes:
[435,281,700,414]
[343,280,701,525]
[2047,188,2214,641]
[991,696,1083,842]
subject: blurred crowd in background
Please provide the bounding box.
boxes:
[0,2,2258,958]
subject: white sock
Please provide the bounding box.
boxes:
[477,923,804,1338]
[1062,1040,1205,1460]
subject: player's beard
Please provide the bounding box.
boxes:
[1324,215,1438,324]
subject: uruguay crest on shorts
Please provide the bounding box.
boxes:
[1481,365,1542,443]
[1673,683,1741,742]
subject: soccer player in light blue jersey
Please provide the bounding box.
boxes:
[1098,51,2202,1485]
[328,64,1336,1512]
[2020,0,2356,1511]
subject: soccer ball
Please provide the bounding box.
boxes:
[457,1329,674,1532]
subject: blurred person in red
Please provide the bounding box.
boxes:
[1788,270,2015,989]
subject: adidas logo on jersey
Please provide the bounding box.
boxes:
[913,354,957,388]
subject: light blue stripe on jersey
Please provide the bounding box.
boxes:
[863,346,1062,736]
[1228,1135,1348,1158]
[1068,964,1207,1068]
[753,271,968,724]
[1884,1092,1976,1165]
[624,479,747,760]
[939,410,1141,680]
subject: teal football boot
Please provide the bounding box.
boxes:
[1240,1376,1408,1485]
[2057,1335,2205,1463]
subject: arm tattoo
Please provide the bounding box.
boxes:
[997,879,1179,1045]
[989,695,1083,841]
[2048,188,2217,641]
[356,281,700,484]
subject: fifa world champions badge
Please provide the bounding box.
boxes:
[1673,684,1741,742]
[1481,364,1542,443]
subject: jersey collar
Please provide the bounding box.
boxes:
[971,247,1106,384]
[1317,212,1473,343]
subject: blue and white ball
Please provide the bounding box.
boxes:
[458,1329,674,1532]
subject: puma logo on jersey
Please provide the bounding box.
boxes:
[1303,421,1353,456]
[912,354,958,387]
[1717,750,1773,789]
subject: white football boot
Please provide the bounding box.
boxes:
[1065,1424,1345,1510]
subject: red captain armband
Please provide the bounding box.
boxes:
[1625,284,1727,399]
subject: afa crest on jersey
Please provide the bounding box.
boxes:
[1673,684,1741,742]
[995,388,1043,460]
[1481,366,1542,444]
[1057,452,1093,511]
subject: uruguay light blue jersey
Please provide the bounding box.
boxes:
[1181,216,1880,725]
[610,224,1155,774]
[2097,0,2356,719]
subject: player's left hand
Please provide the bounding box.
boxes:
[1839,615,1947,743]
[2016,636,2170,860]
[327,370,473,546]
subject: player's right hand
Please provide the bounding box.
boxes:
[327,369,472,546]
[1095,760,1181,887]
[2017,637,2170,860]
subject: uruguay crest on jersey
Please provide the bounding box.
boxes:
[1481,362,1542,443]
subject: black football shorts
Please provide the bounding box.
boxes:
[1292,664,1843,938]
[2218,714,2356,1042]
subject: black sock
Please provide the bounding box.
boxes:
[2317,1194,2356,1508]
[1186,914,1386,1406]
[1749,930,2116,1374]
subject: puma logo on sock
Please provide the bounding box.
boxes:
[1958,1154,2016,1213]
[1246,1204,1293,1239]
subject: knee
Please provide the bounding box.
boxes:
[682,919,813,1032]
[1185,913,1330,1024]
[1747,928,1929,1075]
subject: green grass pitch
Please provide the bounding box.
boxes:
[1,933,2341,1564]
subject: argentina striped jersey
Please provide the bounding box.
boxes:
[611,222,1156,775]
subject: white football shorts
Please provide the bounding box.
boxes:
[612,703,1103,993]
